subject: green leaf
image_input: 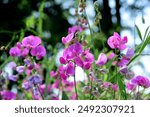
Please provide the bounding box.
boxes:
[142,16,145,24]
[106,56,116,69]
[143,26,150,40]
[117,75,127,99]
[138,35,150,54]
[128,35,150,65]
[135,24,142,41]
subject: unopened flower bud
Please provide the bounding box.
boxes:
[95,79,103,86]
[125,70,135,80]
[99,68,108,74]
[82,86,91,94]
[92,90,100,98]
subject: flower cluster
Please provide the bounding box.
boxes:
[1,24,150,100]
[9,35,46,59]
[126,75,150,93]
[132,75,150,88]
[0,35,47,100]
[107,32,128,50]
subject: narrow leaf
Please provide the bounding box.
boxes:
[135,24,142,41]
[143,26,150,40]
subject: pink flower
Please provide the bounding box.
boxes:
[9,47,21,57]
[50,71,58,78]
[30,45,46,60]
[126,83,136,91]
[125,48,134,59]
[83,49,95,63]
[102,82,111,88]
[66,61,75,76]
[75,49,94,69]
[131,75,150,88]
[118,48,134,67]
[39,84,51,95]
[52,79,59,88]
[58,66,68,80]
[118,57,130,67]
[21,48,29,58]
[111,84,118,91]
[107,32,128,50]
[68,25,83,34]
[62,33,74,44]
[22,35,41,48]
[96,53,107,66]
[0,91,16,100]
[75,56,83,67]
[62,42,83,61]
[59,57,67,64]
[108,52,115,59]
[16,42,22,49]
[58,62,75,80]
[62,80,74,92]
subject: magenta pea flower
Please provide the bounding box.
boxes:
[83,49,95,63]
[59,57,67,64]
[22,35,41,48]
[30,45,46,60]
[107,32,128,50]
[9,47,21,57]
[111,84,118,91]
[74,49,94,69]
[125,48,134,59]
[50,71,58,78]
[39,84,51,95]
[118,57,130,67]
[62,33,74,44]
[75,56,83,67]
[0,91,16,100]
[62,42,83,61]
[21,48,29,58]
[16,42,22,49]
[58,62,75,80]
[131,75,150,88]
[62,80,74,92]
[96,53,107,66]
[126,83,136,91]
[52,79,59,89]
[68,25,83,34]
[118,48,134,67]
[66,61,75,76]
[82,50,94,69]
[58,66,68,80]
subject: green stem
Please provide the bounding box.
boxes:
[74,65,78,100]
